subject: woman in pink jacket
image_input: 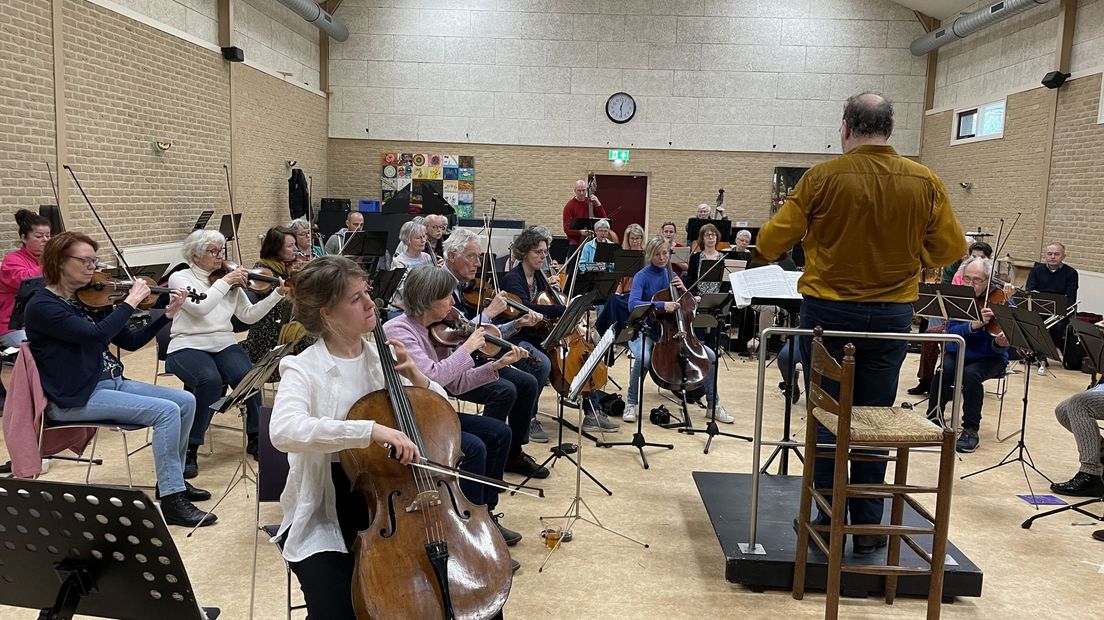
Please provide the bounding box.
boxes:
[0,209,51,347]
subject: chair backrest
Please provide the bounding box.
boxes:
[149,309,171,362]
[256,405,290,503]
[807,326,856,424]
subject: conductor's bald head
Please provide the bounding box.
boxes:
[841,92,894,145]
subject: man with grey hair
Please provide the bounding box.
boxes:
[1026,241,1078,372]
[756,91,965,554]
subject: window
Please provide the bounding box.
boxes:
[952,99,1005,144]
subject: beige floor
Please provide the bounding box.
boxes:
[3,340,1103,620]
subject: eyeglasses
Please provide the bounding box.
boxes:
[68,256,98,269]
[961,275,989,284]
[461,253,481,263]
[203,247,223,256]
[530,249,548,256]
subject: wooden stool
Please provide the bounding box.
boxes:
[793,327,957,620]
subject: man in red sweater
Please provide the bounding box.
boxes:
[562,179,607,245]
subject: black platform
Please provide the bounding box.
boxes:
[694,472,983,599]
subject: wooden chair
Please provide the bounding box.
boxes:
[793,327,956,619]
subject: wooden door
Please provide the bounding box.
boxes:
[593,174,648,241]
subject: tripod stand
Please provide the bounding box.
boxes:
[539,327,648,571]
[680,293,752,453]
[961,304,1059,504]
[187,343,293,537]
[597,304,674,469]
[756,299,803,473]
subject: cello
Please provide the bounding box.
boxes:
[648,255,710,392]
[339,317,513,620]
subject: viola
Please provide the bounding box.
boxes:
[339,320,511,619]
[208,261,283,294]
[428,306,513,359]
[648,261,710,392]
[459,280,535,322]
[77,270,206,310]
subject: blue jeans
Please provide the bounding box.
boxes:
[457,413,511,511]
[0,330,26,348]
[45,378,196,496]
[777,338,802,384]
[799,297,913,526]
[626,335,717,407]
[166,344,259,446]
[455,366,536,458]
[928,353,1006,431]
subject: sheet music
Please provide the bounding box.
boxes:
[568,327,616,399]
[729,265,801,307]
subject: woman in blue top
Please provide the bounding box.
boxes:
[577,219,615,273]
[623,236,732,425]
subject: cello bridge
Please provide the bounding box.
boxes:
[405,490,441,513]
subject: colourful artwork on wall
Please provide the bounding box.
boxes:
[380,152,474,216]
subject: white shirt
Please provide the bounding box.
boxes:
[270,336,446,563]
[166,266,285,354]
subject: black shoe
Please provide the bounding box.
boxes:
[491,512,522,546]
[1093,529,1104,542]
[780,382,801,404]
[1050,472,1104,497]
[160,493,217,527]
[511,558,520,572]
[907,381,930,396]
[156,481,211,502]
[0,461,10,474]
[183,449,199,480]
[956,428,980,453]
[505,452,550,479]
[246,434,259,460]
[853,534,888,555]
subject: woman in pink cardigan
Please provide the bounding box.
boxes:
[0,209,51,347]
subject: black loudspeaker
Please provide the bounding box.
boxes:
[221,46,245,62]
[1041,71,1070,89]
[38,204,64,234]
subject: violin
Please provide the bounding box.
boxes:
[648,260,710,392]
[428,306,513,359]
[208,261,283,293]
[339,320,511,619]
[77,271,206,311]
[978,285,1010,336]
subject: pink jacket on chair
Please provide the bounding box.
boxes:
[2,342,95,477]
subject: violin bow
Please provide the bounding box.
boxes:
[402,455,544,499]
[982,218,1005,310]
[475,199,497,327]
[224,165,244,265]
[63,166,136,281]
[45,162,61,210]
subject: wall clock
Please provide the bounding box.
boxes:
[606,92,635,124]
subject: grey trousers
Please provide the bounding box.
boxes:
[1054,389,1104,476]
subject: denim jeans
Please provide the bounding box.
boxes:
[625,335,717,407]
[166,344,259,446]
[457,413,511,511]
[798,297,914,526]
[0,329,26,348]
[928,353,1006,431]
[455,366,536,458]
[777,337,802,385]
[45,378,196,496]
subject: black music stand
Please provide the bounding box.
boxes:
[218,214,242,241]
[686,218,731,245]
[756,298,804,474]
[515,292,611,494]
[0,478,219,620]
[188,342,296,536]
[373,267,406,310]
[961,303,1060,504]
[1022,320,1104,529]
[192,210,214,230]
[597,304,674,469]
[568,217,601,236]
[680,292,751,453]
[906,284,981,410]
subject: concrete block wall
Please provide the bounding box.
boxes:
[1073,0,1104,75]
[0,0,58,251]
[234,0,322,90]
[329,0,928,156]
[109,0,220,45]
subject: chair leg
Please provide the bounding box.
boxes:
[84,431,100,484]
[792,413,818,600]
[885,446,910,604]
[120,431,134,488]
[286,561,294,620]
[927,431,957,620]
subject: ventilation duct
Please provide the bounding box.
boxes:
[276,0,348,42]
[910,0,1053,56]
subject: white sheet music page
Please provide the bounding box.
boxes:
[729,265,802,308]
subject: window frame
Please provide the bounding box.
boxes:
[951,98,1006,145]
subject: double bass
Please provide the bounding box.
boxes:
[648,259,710,392]
[339,318,512,620]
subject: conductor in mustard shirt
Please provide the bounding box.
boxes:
[755,92,966,554]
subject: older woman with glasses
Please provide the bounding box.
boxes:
[165,229,288,477]
[0,209,52,347]
[26,232,215,527]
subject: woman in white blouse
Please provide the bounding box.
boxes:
[268,256,427,619]
[165,229,288,477]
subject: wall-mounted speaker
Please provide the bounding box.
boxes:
[39,204,64,234]
[221,46,245,62]
[1041,71,1070,89]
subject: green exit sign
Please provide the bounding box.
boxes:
[608,149,630,161]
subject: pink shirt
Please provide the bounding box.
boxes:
[382,313,498,396]
[0,246,42,336]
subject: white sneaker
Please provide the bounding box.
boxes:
[710,405,735,424]
[623,404,637,423]
[1037,363,1047,376]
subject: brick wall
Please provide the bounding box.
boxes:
[0,0,57,250]
[1045,73,1104,272]
[231,62,328,259]
[61,0,232,258]
[920,87,1056,263]
[328,139,833,236]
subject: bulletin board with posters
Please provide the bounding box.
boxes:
[380,152,475,217]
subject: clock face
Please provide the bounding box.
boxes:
[606,92,635,124]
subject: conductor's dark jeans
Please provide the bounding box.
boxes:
[798,297,913,526]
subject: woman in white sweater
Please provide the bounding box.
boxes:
[165,229,287,477]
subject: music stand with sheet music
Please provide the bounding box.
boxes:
[907,284,982,410]
[1022,319,1104,529]
[1011,291,1067,317]
[537,326,648,572]
[0,478,219,620]
[193,210,214,230]
[961,303,1060,503]
[110,263,171,283]
[187,342,298,536]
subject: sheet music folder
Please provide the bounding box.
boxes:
[729,264,801,308]
[915,283,981,322]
